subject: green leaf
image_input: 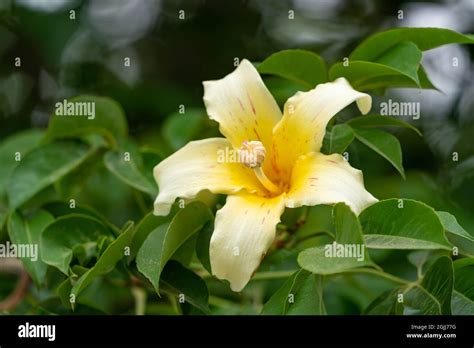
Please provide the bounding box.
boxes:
[0,129,43,196]
[375,41,422,84]
[261,269,311,315]
[350,27,474,61]
[322,123,354,154]
[195,221,214,274]
[7,210,54,286]
[332,41,423,89]
[171,234,197,266]
[44,95,128,149]
[452,258,474,314]
[70,221,135,303]
[330,61,408,90]
[451,290,474,315]
[298,203,373,275]
[403,286,441,315]
[420,256,453,314]
[57,276,134,314]
[360,199,452,250]
[333,202,366,246]
[286,273,326,315]
[364,288,404,315]
[401,256,453,315]
[437,212,473,241]
[41,214,112,274]
[350,64,438,91]
[160,261,210,314]
[352,127,405,178]
[128,211,172,262]
[347,114,421,136]
[43,201,121,236]
[257,49,327,89]
[6,141,93,209]
[437,211,474,256]
[163,108,207,151]
[104,141,157,196]
[298,250,373,275]
[136,202,213,293]
[263,76,306,106]
[453,259,474,301]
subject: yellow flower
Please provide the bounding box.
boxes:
[153,59,377,292]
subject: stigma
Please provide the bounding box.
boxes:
[238,141,280,194]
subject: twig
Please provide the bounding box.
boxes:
[0,258,30,312]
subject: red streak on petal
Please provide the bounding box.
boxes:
[247,91,256,115]
[237,97,245,112]
[253,128,261,141]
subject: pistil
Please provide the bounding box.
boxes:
[238,141,280,194]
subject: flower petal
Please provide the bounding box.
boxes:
[153,138,265,216]
[286,152,377,215]
[210,192,285,292]
[272,78,371,181]
[203,59,282,152]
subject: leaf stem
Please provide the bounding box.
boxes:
[251,270,296,280]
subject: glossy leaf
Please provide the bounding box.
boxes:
[0,129,43,195]
[352,127,405,178]
[420,256,453,314]
[453,259,474,302]
[136,202,213,293]
[331,41,423,89]
[262,269,310,315]
[347,114,421,136]
[160,261,210,313]
[451,259,472,314]
[195,221,214,274]
[360,199,452,250]
[70,221,135,303]
[128,211,171,262]
[364,288,404,315]
[43,201,121,236]
[163,108,207,151]
[257,49,327,89]
[437,211,474,256]
[298,203,373,275]
[403,286,441,315]
[286,273,326,315]
[350,27,474,61]
[7,210,54,286]
[437,211,473,241]
[104,141,157,196]
[322,123,354,154]
[7,141,93,208]
[44,95,128,149]
[41,214,112,274]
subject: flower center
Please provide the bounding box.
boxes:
[238,141,280,194]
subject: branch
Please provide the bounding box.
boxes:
[0,258,30,312]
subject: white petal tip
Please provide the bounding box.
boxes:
[356,96,372,115]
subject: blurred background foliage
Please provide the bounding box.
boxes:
[0,0,473,315]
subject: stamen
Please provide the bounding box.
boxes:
[238,141,280,194]
[254,166,280,194]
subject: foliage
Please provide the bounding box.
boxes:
[0,25,473,316]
